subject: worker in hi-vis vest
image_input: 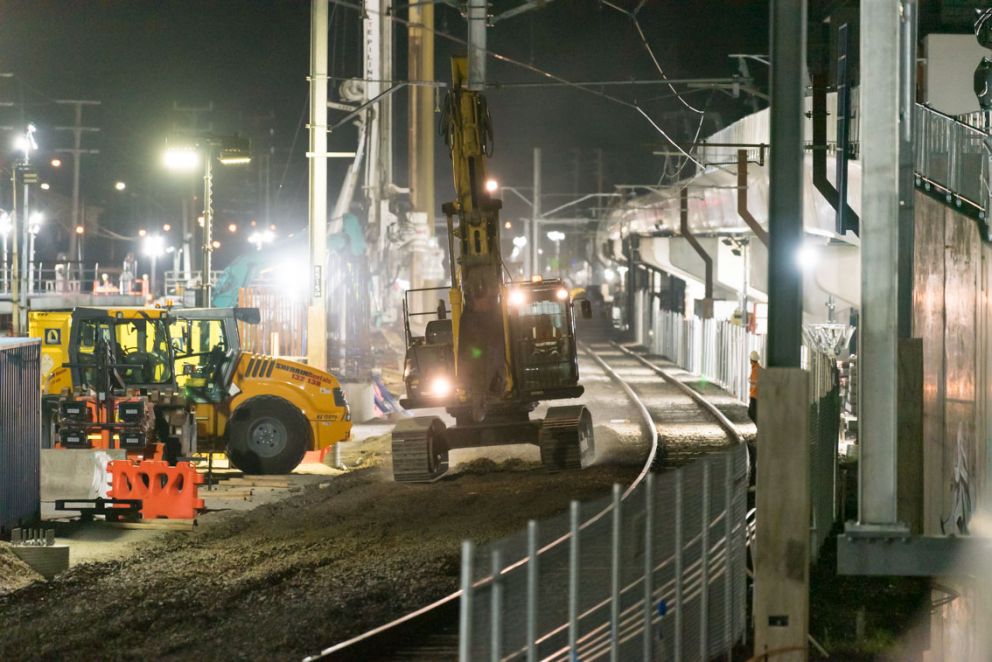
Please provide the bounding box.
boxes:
[748,350,761,424]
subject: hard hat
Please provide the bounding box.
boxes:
[750,350,760,362]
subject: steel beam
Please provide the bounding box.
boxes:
[766,0,806,368]
[680,187,713,318]
[736,150,769,247]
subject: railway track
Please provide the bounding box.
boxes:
[306,342,748,662]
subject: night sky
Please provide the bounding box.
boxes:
[0,0,771,267]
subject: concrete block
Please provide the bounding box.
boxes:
[341,382,376,424]
[40,449,126,502]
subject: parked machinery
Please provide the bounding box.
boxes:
[395,58,594,482]
[31,306,352,474]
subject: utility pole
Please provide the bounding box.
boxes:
[307,0,329,371]
[172,101,214,282]
[530,147,541,276]
[408,0,434,294]
[55,100,100,273]
[466,0,487,91]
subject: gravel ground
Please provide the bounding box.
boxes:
[0,333,748,661]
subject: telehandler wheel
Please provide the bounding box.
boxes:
[227,396,309,475]
[539,406,595,471]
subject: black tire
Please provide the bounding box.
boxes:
[227,396,310,475]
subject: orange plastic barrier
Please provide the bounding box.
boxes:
[108,460,205,519]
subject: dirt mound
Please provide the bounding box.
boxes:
[0,464,635,661]
[0,543,43,596]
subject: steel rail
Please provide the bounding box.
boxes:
[304,343,661,660]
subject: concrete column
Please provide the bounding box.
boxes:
[307,0,329,370]
[858,0,901,527]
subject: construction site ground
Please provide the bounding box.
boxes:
[0,349,754,661]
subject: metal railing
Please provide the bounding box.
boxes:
[914,103,992,231]
[0,263,148,297]
[163,270,222,297]
[651,310,765,404]
[459,446,749,661]
[649,308,842,560]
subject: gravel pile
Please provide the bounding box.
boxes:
[0,462,634,661]
[0,543,44,597]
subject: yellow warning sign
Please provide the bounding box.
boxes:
[44,328,61,345]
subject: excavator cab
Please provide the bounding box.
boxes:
[506,279,582,397]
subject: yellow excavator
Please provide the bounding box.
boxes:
[395,58,594,482]
[31,306,351,474]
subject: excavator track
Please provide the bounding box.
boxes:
[391,416,450,483]
[539,405,594,470]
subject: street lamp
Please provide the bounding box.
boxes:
[27,212,43,294]
[0,211,10,292]
[163,134,250,306]
[547,230,566,276]
[248,229,275,251]
[143,234,166,297]
[114,181,126,191]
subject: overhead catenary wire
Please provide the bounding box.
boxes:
[327,0,704,170]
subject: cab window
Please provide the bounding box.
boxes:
[172,319,230,403]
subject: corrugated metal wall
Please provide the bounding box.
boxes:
[0,338,41,535]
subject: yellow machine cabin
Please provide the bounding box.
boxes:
[30,306,351,474]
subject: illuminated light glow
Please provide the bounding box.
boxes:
[530,275,543,283]
[512,235,527,248]
[28,212,44,232]
[248,229,275,250]
[162,223,172,232]
[114,181,126,191]
[504,221,512,229]
[162,146,200,171]
[0,212,12,236]
[428,375,452,398]
[228,223,237,233]
[142,234,166,257]
[50,158,62,168]
[797,242,820,271]
[556,288,568,301]
[485,178,499,193]
[197,216,205,227]
[138,229,147,237]
[546,230,565,242]
[39,182,50,190]
[269,224,276,231]
[218,155,251,166]
[211,240,221,249]
[508,289,527,306]
[75,225,84,235]
[603,268,616,283]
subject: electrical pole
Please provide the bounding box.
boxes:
[307,0,329,371]
[55,100,100,274]
[409,0,435,313]
[530,147,541,276]
[172,101,214,282]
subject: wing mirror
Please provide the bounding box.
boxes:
[580,299,593,320]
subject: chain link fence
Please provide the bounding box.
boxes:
[458,446,749,661]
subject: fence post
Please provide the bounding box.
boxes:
[527,520,539,662]
[568,500,580,657]
[724,453,734,657]
[491,549,503,662]
[643,472,655,661]
[610,483,622,662]
[674,468,684,661]
[459,540,474,662]
[700,460,710,662]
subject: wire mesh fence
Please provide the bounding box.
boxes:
[458,446,748,662]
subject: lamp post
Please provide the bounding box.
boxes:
[0,211,10,292]
[547,230,565,277]
[27,212,42,294]
[143,233,166,297]
[163,136,250,307]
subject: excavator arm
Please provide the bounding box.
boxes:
[441,57,510,419]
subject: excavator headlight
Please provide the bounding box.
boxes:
[428,376,453,398]
[556,288,568,301]
[509,289,526,307]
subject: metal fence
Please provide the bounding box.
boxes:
[0,338,41,536]
[648,308,841,560]
[0,263,149,297]
[914,103,992,231]
[458,446,749,662]
[651,310,765,404]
